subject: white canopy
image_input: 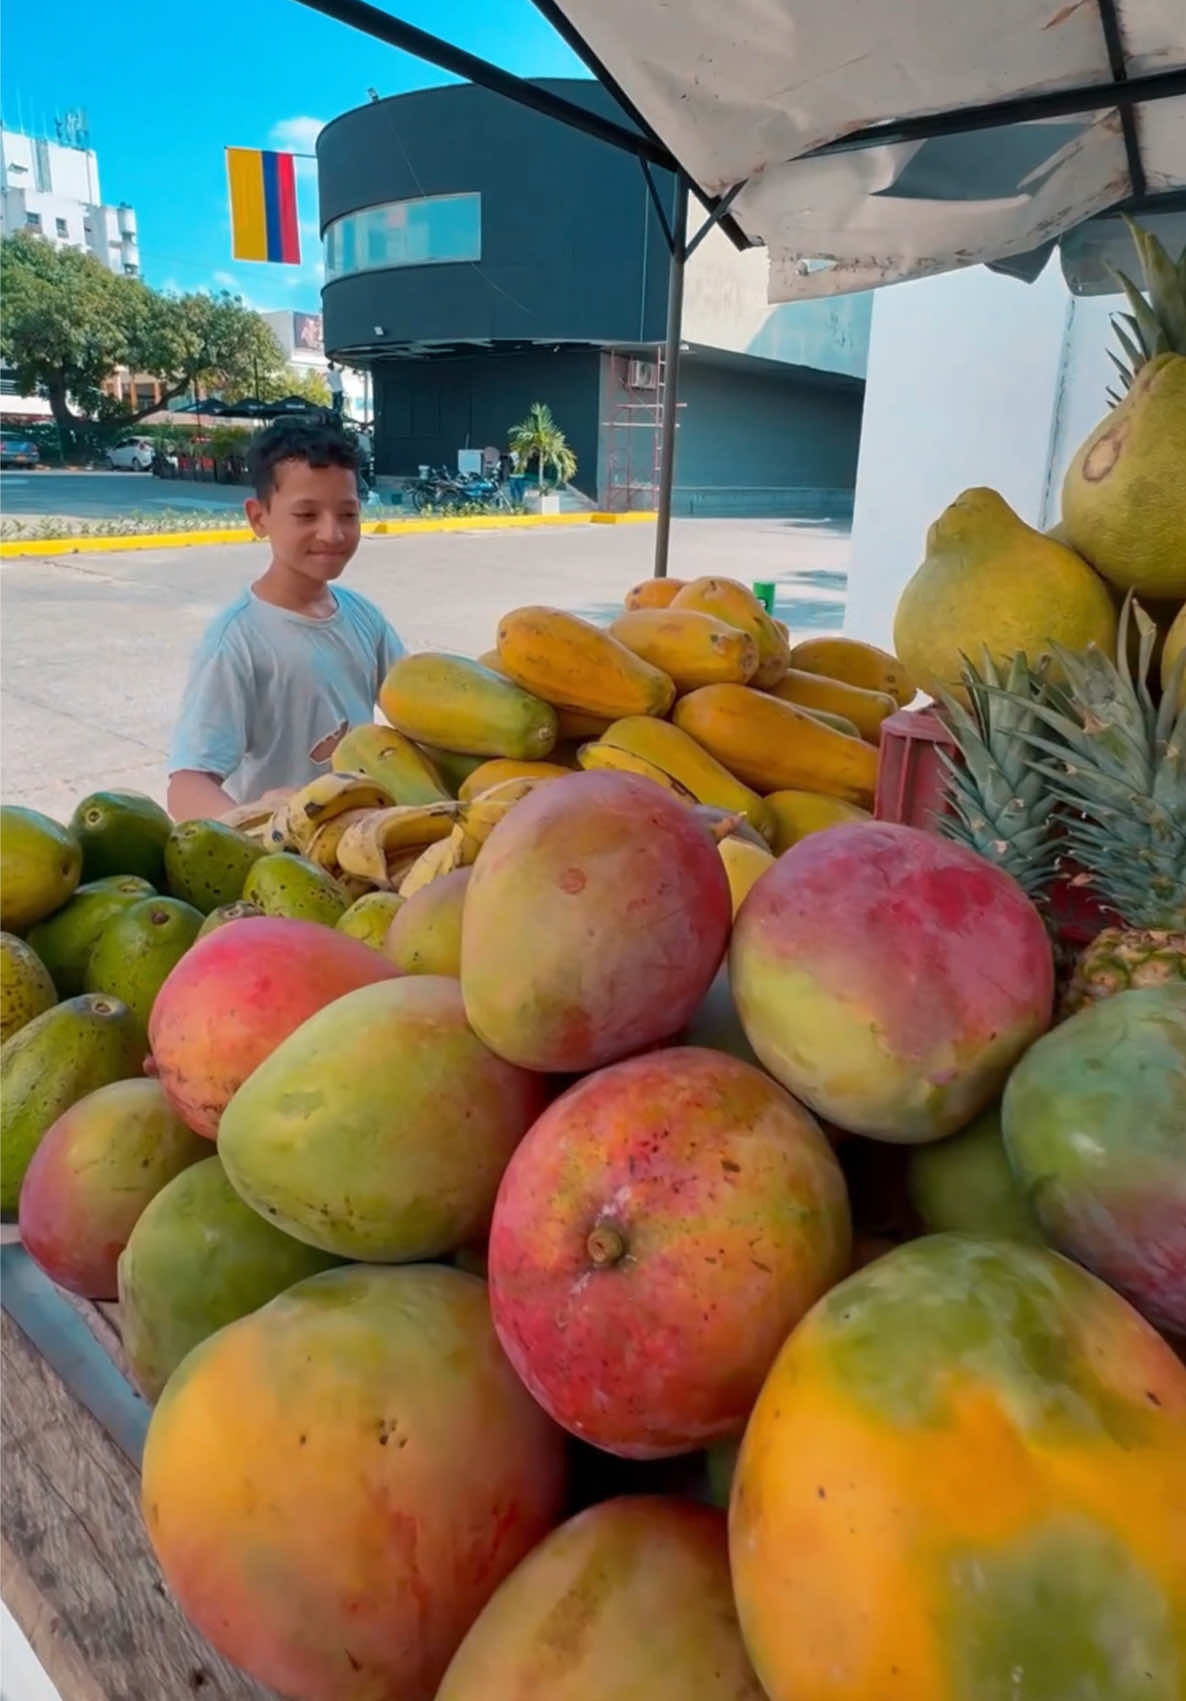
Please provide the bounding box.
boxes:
[541,0,1186,298]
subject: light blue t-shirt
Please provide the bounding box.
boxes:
[169,587,404,803]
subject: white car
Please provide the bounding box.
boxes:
[106,436,155,472]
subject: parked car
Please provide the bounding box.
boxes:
[0,432,41,469]
[106,436,155,472]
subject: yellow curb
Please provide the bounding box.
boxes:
[0,509,656,558]
[590,511,658,524]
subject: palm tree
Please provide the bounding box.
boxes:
[508,402,577,489]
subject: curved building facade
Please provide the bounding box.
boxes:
[317,82,867,514]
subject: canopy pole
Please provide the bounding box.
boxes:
[654,174,689,579]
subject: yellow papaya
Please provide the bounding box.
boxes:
[767,670,896,743]
[379,654,558,760]
[788,635,915,706]
[764,789,873,854]
[799,706,862,739]
[609,608,759,691]
[331,724,452,805]
[477,648,507,675]
[597,715,774,843]
[496,606,675,719]
[671,577,790,687]
[623,576,687,610]
[458,759,573,802]
[555,707,615,742]
[673,685,879,805]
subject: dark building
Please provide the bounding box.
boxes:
[317,81,868,516]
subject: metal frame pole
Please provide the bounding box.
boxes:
[653,174,688,578]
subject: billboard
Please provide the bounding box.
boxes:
[294,312,324,353]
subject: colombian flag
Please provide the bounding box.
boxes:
[226,148,301,265]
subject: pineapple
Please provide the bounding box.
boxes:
[1105,218,1186,405]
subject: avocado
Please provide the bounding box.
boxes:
[26,876,156,998]
[70,790,173,884]
[0,992,145,1214]
[0,932,57,1042]
[0,806,82,932]
[196,900,265,940]
[86,897,204,1035]
[336,891,403,951]
[164,819,266,914]
[243,853,349,925]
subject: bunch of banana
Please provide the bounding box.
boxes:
[336,802,459,890]
[266,772,392,855]
[576,741,696,800]
[396,778,543,897]
[221,802,277,841]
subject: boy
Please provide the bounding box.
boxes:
[167,421,402,821]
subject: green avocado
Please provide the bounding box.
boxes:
[243,853,349,925]
[26,876,157,997]
[0,992,145,1214]
[86,897,204,1035]
[70,790,173,884]
[164,820,266,914]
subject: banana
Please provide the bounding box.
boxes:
[576,742,696,801]
[305,808,378,872]
[455,778,540,865]
[337,803,459,888]
[221,802,275,838]
[283,772,393,854]
[398,834,463,898]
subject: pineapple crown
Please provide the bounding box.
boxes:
[1106,217,1186,406]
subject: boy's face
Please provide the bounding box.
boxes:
[246,458,361,582]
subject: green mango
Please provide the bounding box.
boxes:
[70,790,172,884]
[336,890,403,951]
[164,820,266,914]
[243,853,349,926]
[118,1156,340,1401]
[907,1104,1044,1244]
[27,876,156,997]
[86,897,204,1036]
[0,806,82,932]
[416,745,487,796]
[0,931,57,1043]
[196,900,264,940]
[0,993,145,1214]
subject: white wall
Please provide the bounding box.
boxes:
[845,261,1123,650]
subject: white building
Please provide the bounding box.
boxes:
[261,309,369,419]
[0,114,138,278]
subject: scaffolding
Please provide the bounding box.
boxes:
[599,347,683,513]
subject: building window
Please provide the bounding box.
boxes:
[323,193,481,281]
[124,263,139,276]
[25,212,42,230]
[55,217,69,238]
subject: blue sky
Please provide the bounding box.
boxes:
[1,0,583,310]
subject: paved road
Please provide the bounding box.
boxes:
[1,517,849,820]
[1,468,247,522]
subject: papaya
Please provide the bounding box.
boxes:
[674,685,879,804]
[623,576,687,610]
[788,634,915,705]
[555,706,615,741]
[764,789,872,854]
[380,653,558,760]
[609,608,759,691]
[330,723,451,805]
[597,716,774,843]
[671,578,790,688]
[477,648,507,674]
[799,706,862,739]
[768,670,896,743]
[497,607,675,719]
[458,759,573,801]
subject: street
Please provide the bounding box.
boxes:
[1,517,849,820]
[0,468,248,524]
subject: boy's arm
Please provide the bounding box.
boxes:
[168,626,251,820]
[376,621,405,703]
[167,769,237,822]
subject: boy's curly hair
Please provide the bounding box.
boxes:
[248,420,358,502]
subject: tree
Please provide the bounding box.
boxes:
[508,402,577,487]
[129,290,287,412]
[255,365,331,406]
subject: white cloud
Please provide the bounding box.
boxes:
[268,116,326,157]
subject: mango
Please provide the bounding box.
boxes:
[907,1104,1044,1243]
[383,867,469,974]
[331,722,451,804]
[718,835,775,916]
[242,852,349,925]
[219,975,547,1261]
[462,771,730,1073]
[142,1265,568,1701]
[26,875,156,997]
[1002,985,1186,1335]
[148,918,397,1138]
[1,993,145,1213]
[730,822,1054,1142]
[489,1047,850,1457]
[118,1155,340,1399]
[415,745,488,795]
[0,931,56,1042]
[764,788,872,854]
[336,890,403,949]
[86,896,203,1036]
[730,1236,1186,1701]
[438,1497,764,1700]
[18,1078,206,1298]
[164,818,265,914]
[0,806,82,932]
[70,790,172,884]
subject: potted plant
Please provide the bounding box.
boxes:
[508,402,577,515]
